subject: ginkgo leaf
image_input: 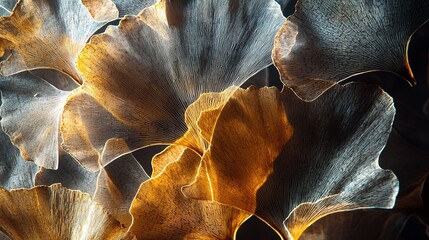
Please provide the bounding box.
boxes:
[129,146,250,240]
[0,184,135,240]
[0,0,118,83]
[0,71,73,169]
[300,210,410,240]
[61,0,285,171]
[184,84,399,240]
[82,0,156,20]
[0,0,17,17]
[273,0,429,101]
[0,128,38,190]
[93,153,149,227]
[35,154,98,195]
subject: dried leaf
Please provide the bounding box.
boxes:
[0,128,38,190]
[0,0,118,82]
[82,0,156,20]
[184,84,399,240]
[35,154,98,195]
[94,153,149,227]
[61,0,285,171]
[273,0,429,101]
[300,210,410,240]
[0,184,135,239]
[129,146,250,239]
[0,71,73,169]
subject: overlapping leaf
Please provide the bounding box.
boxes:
[94,153,149,226]
[61,0,285,171]
[184,84,399,240]
[35,152,149,227]
[273,0,429,101]
[0,71,73,169]
[0,0,118,82]
[82,0,156,20]
[0,128,38,190]
[129,146,250,239]
[0,184,135,239]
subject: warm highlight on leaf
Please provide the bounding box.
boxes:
[61,0,285,171]
[0,0,117,82]
[184,86,293,213]
[273,0,429,101]
[0,184,135,240]
[185,84,399,240]
[129,147,250,240]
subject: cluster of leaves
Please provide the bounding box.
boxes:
[0,0,427,239]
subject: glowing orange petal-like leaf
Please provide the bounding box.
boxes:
[0,0,118,82]
[61,0,285,171]
[184,86,293,214]
[129,147,250,240]
[273,0,429,101]
[0,184,135,239]
[185,84,399,240]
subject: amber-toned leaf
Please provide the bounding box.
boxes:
[273,0,429,101]
[82,0,155,20]
[0,128,38,190]
[0,71,73,169]
[36,152,148,227]
[0,0,118,83]
[185,84,399,240]
[0,184,135,239]
[129,146,250,240]
[61,0,285,171]
[184,86,293,213]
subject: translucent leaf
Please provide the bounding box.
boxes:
[0,184,135,239]
[0,0,118,82]
[0,128,38,190]
[273,0,429,101]
[62,0,285,171]
[82,0,156,20]
[184,84,399,240]
[94,153,149,226]
[301,210,410,240]
[0,71,73,169]
[129,146,250,239]
[35,154,98,195]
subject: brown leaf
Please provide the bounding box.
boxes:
[61,0,285,171]
[0,184,135,240]
[129,146,250,240]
